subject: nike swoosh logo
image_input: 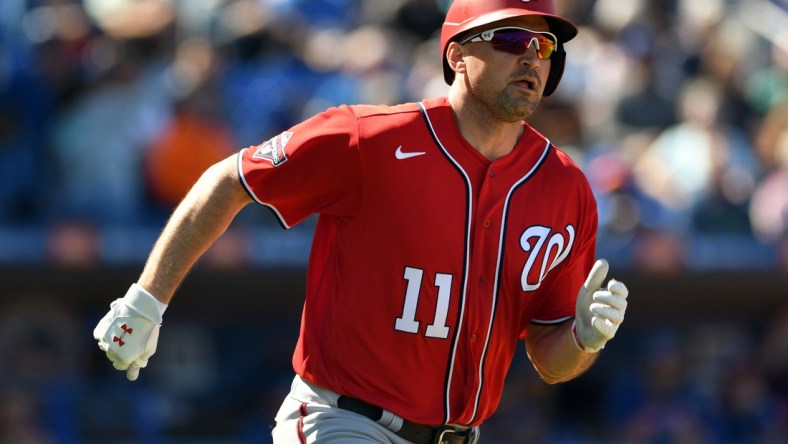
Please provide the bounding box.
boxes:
[395,146,426,160]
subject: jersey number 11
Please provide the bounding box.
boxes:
[394,267,452,339]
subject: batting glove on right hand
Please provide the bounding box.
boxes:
[93,284,164,381]
[573,259,629,353]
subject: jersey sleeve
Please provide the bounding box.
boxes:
[238,105,362,228]
[529,178,598,326]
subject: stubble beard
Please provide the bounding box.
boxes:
[489,88,540,122]
[471,75,541,123]
[464,68,544,123]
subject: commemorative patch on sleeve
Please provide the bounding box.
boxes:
[252,132,292,167]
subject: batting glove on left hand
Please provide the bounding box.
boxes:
[573,259,629,353]
[93,284,164,381]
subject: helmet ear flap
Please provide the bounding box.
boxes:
[543,45,566,97]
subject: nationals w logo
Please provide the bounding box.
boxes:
[520,224,575,291]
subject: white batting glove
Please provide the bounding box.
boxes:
[572,259,628,353]
[93,284,164,381]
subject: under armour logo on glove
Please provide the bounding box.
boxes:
[94,284,164,381]
[113,323,133,346]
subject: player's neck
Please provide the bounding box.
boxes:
[448,92,526,162]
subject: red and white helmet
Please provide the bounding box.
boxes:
[440,0,579,96]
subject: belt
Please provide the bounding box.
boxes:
[337,396,474,444]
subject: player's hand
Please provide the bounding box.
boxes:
[573,259,628,353]
[93,284,164,381]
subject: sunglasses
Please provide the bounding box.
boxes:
[459,27,558,59]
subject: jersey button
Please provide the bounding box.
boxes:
[483,219,492,229]
[489,168,495,177]
[478,277,484,286]
[471,333,477,342]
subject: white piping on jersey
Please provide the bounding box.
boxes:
[468,139,552,424]
[417,101,473,425]
[237,148,291,229]
[532,315,573,325]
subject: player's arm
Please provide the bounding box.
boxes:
[137,153,252,302]
[525,321,597,384]
[525,259,629,384]
[93,153,252,380]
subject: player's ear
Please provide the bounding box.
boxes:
[446,42,467,79]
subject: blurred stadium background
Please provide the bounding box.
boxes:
[1,0,787,442]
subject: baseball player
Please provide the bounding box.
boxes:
[93,0,630,442]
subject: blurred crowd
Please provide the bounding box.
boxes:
[0,0,786,270]
[1,0,788,443]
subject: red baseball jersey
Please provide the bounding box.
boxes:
[238,97,598,427]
